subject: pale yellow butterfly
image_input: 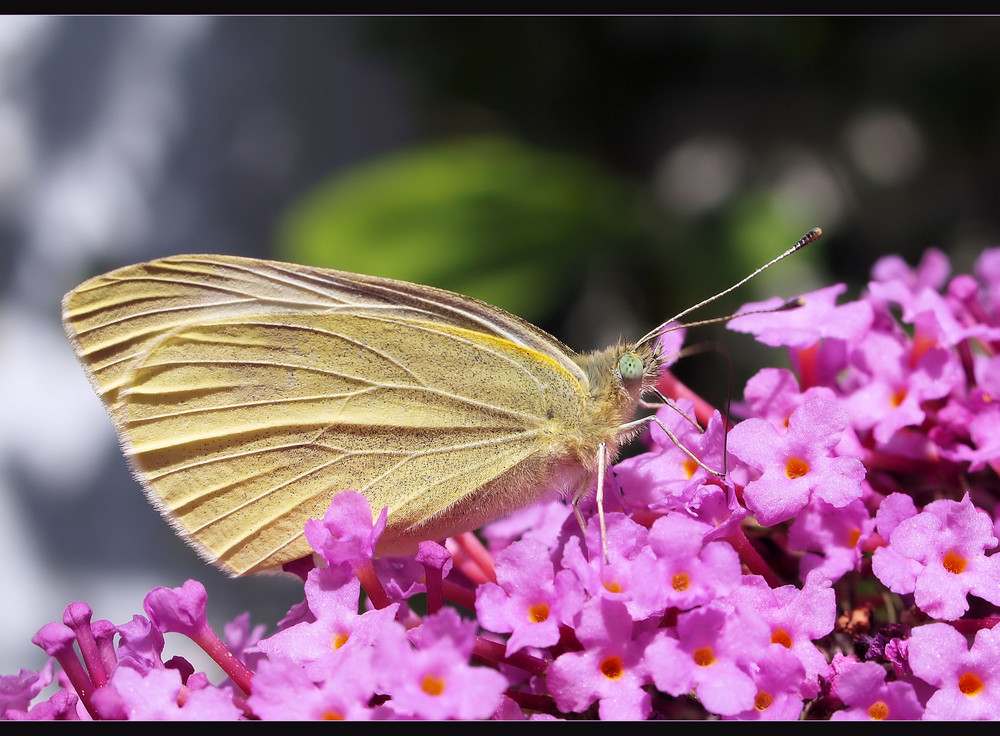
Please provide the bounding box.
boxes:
[62,230,819,576]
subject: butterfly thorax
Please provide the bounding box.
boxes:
[567,339,663,469]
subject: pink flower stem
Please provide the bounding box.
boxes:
[442,579,477,611]
[450,532,497,584]
[62,604,108,688]
[422,560,444,614]
[190,622,255,696]
[354,560,392,611]
[727,524,781,588]
[503,688,557,714]
[472,635,549,678]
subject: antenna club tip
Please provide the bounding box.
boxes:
[793,227,823,252]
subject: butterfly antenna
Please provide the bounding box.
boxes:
[655,297,807,338]
[637,227,821,348]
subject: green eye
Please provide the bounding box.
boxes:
[619,353,644,381]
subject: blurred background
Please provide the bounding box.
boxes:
[4,16,1000,676]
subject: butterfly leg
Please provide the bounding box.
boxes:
[648,414,725,477]
[596,442,609,563]
[569,443,610,564]
[570,480,588,543]
[617,412,725,477]
[640,392,704,432]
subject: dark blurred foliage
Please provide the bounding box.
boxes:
[357,16,1000,271]
[275,16,1000,401]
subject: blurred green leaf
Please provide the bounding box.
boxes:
[276,136,649,325]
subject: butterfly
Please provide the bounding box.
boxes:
[62,229,818,576]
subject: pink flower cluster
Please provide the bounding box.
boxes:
[7,245,1000,720]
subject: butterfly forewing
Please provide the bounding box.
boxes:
[64,255,586,408]
[63,256,592,575]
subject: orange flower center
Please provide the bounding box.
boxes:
[785,457,809,479]
[959,672,984,696]
[867,701,889,720]
[672,572,691,592]
[528,602,550,623]
[421,675,446,697]
[693,647,716,667]
[600,656,624,680]
[942,549,967,575]
[771,628,793,649]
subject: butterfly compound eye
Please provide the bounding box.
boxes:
[619,353,644,382]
